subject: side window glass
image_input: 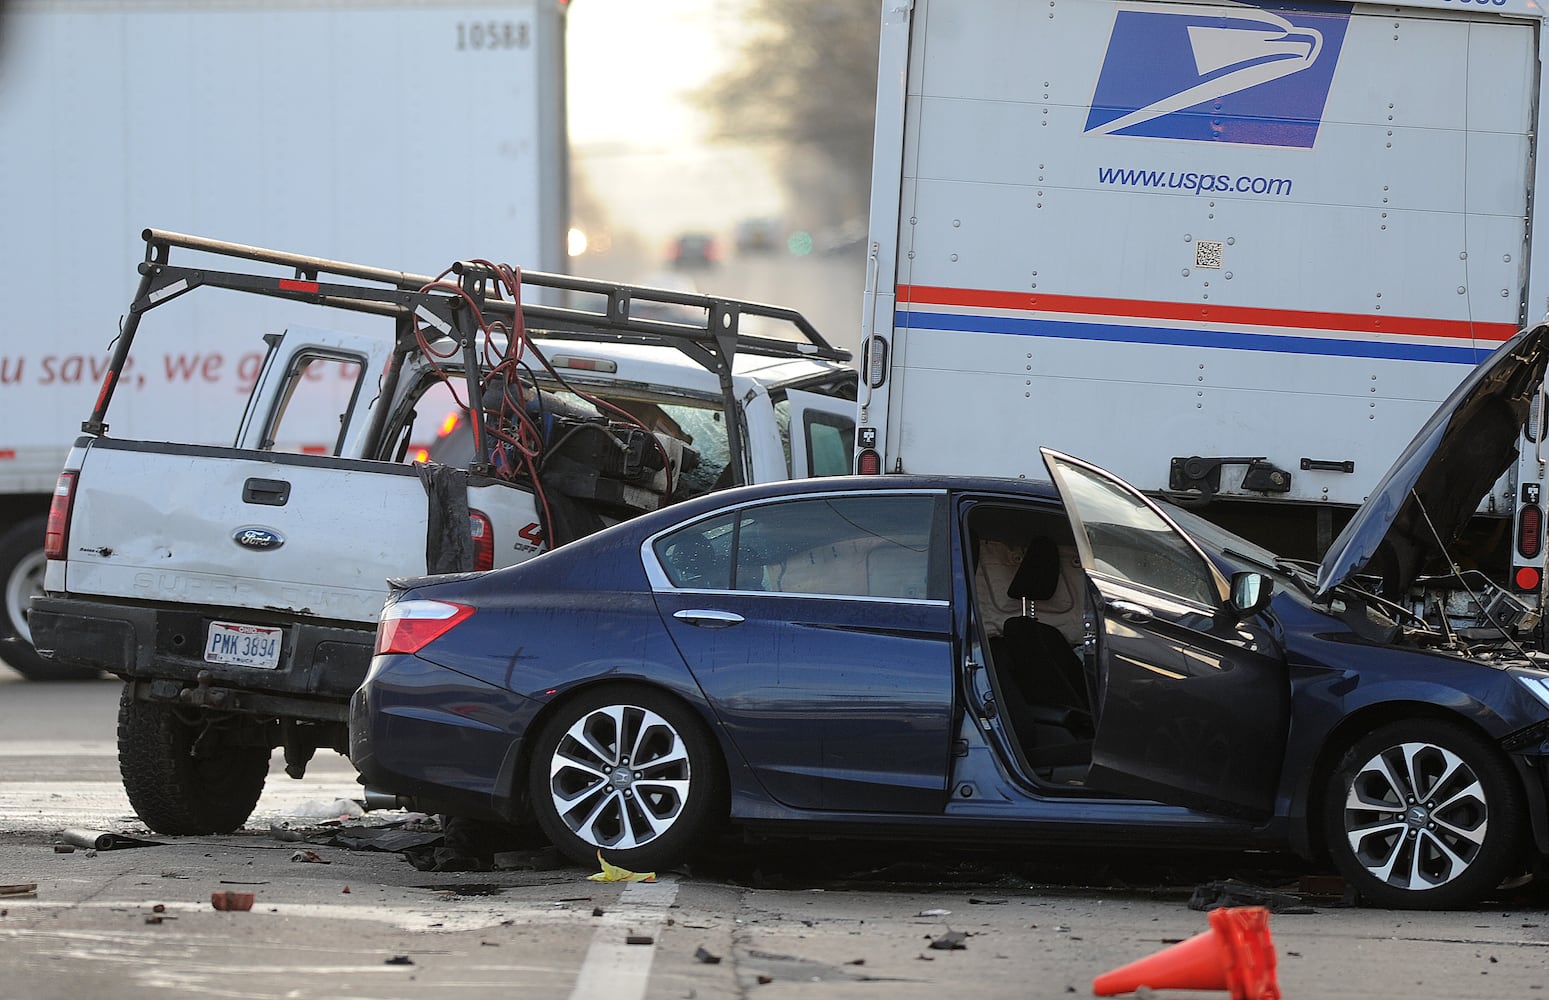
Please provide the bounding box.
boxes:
[653,514,735,589]
[735,495,943,599]
[804,413,856,477]
[262,353,364,456]
[1049,456,1219,607]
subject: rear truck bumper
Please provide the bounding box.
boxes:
[29,594,373,725]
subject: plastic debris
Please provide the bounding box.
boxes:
[1188,880,1314,915]
[210,891,255,912]
[287,799,365,820]
[289,849,330,864]
[695,946,722,964]
[916,908,952,917]
[587,851,656,883]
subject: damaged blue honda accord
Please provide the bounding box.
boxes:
[351,323,1549,909]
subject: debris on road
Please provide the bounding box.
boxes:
[927,930,969,951]
[1188,879,1315,915]
[289,850,330,864]
[695,946,722,964]
[210,891,255,912]
[588,851,656,883]
[384,955,414,966]
[59,829,163,851]
[286,799,365,821]
[916,908,952,917]
[0,884,37,899]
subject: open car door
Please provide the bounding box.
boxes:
[1042,448,1290,819]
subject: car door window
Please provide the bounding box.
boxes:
[654,513,736,589]
[736,495,944,599]
[1047,454,1221,607]
[651,494,946,600]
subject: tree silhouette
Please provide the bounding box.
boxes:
[695,0,882,225]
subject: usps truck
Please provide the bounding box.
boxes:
[855,0,1549,616]
[0,0,569,677]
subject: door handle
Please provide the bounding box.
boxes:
[673,609,745,628]
[1107,599,1153,624]
[243,477,291,506]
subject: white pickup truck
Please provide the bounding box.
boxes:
[29,230,856,835]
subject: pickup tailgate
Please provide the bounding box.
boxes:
[60,439,526,625]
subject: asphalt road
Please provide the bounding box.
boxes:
[0,664,1546,998]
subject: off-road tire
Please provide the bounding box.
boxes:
[0,514,98,681]
[1322,718,1525,909]
[530,683,725,872]
[117,685,270,835]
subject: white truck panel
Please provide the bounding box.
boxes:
[874,0,1538,509]
[57,441,544,624]
[0,0,564,466]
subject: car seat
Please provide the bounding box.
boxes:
[990,536,1094,769]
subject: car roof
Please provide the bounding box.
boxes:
[651,474,1062,521]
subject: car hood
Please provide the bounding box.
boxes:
[1315,322,1549,596]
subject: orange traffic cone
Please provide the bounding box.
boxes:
[1092,905,1280,1000]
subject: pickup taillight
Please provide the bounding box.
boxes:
[44,471,77,561]
[471,509,494,572]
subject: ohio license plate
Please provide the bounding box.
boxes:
[204,621,283,669]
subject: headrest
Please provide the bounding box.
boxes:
[1006,536,1061,602]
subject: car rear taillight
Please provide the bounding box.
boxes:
[374,599,475,655]
[470,509,494,572]
[44,471,77,560]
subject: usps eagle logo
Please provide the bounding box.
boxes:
[1084,1,1352,148]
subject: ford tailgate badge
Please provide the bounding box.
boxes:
[233,527,284,551]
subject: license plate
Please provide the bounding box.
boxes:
[204,621,283,669]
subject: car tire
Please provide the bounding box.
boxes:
[1322,718,1525,909]
[0,514,98,681]
[117,685,270,835]
[529,684,725,872]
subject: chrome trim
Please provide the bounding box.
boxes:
[673,609,745,627]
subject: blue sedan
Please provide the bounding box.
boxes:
[352,326,1549,909]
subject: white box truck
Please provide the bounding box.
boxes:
[855,0,1549,624]
[0,0,570,677]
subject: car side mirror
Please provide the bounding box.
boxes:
[1229,572,1273,619]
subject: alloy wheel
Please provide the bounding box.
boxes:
[547,703,692,851]
[1341,740,1488,892]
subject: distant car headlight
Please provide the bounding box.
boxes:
[1512,670,1549,711]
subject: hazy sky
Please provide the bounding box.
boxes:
[565,0,782,245]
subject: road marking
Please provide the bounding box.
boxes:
[568,878,679,1000]
[0,741,117,757]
